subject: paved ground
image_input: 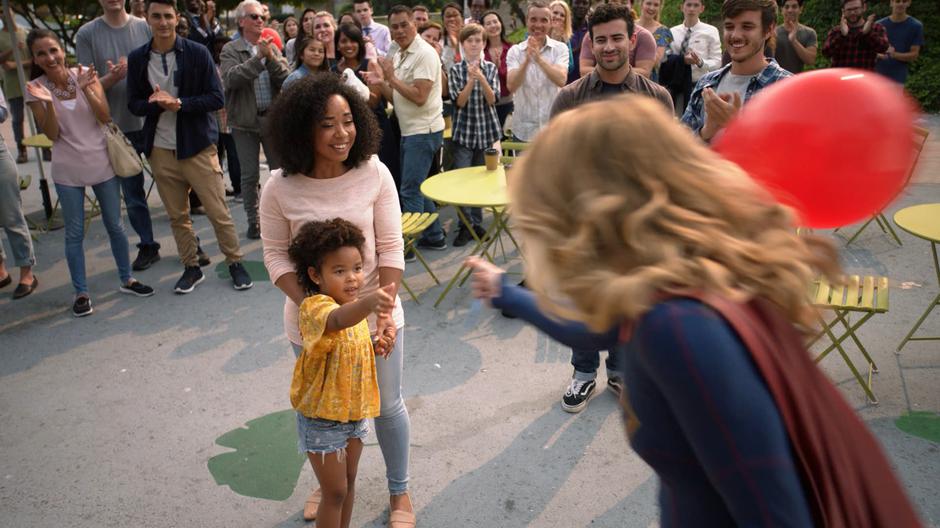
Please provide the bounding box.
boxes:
[1,115,939,527]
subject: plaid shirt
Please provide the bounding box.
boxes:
[251,45,274,113]
[821,23,889,70]
[681,59,792,135]
[448,59,502,150]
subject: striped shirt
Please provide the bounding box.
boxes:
[448,59,502,150]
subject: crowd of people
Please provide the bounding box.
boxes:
[0,0,928,526]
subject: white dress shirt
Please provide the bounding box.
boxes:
[669,21,722,82]
[505,37,569,141]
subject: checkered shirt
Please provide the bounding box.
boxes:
[821,23,889,70]
[448,59,502,150]
[681,59,792,135]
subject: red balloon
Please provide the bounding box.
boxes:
[713,68,917,228]
[261,27,283,51]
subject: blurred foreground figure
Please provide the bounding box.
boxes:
[467,95,922,527]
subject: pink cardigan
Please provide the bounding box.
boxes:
[260,157,405,345]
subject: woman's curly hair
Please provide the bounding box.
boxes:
[264,73,380,176]
[511,95,841,332]
[288,218,366,295]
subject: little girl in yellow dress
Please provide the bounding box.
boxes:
[288,218,396,528]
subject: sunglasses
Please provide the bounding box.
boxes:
[245,13,268,21]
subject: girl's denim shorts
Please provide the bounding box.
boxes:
[296,412,369,456]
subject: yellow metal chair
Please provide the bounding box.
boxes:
[401,212,441,303]
[841,126,930,246]
[808,275,889,404]
[499,140,527,166]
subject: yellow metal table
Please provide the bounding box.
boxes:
[894,203,940,351]
[420,165,519,307]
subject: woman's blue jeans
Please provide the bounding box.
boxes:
[55,177,132,295]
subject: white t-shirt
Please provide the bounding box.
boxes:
[148,50,179,150]
[715,71,755,103]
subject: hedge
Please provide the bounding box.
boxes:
[658,0,938,112]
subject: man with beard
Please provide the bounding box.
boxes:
[682,0,791,142]
[774,0,817,73]
[549,2,673,413]
[822,0,888,70]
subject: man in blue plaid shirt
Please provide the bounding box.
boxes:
[681,0,792,142]
[448,23,502,247]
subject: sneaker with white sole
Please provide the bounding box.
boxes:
[229,262,253,290]
[120,280,155,297]
[561,378,596,413]
[72,295,93,317]
[607,375,624,398]
[174,266,205,294]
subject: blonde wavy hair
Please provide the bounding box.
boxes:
[509,95,840,333]
[549,0,573,43]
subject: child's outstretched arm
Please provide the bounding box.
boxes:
[325,283,396,333]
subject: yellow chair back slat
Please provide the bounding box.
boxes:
[813,276,832,305]
[844,275,861,308]
[829,280,846,308]
[859,275,875,310]
[875,276,889,312]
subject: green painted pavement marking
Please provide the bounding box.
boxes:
[215,260,270,281]
[207,410,306,500]
[895,411,940,444]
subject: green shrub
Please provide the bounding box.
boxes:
[659,0,938,111]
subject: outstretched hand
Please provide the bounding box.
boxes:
[465,256,505,306]
[76,64,98,91]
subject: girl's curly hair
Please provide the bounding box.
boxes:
[288,218,366,295]
[264,73,380,176]
[511,95,841,333]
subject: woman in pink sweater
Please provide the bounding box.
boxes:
[259,74,415,527]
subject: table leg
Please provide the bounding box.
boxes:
[897,242,940,352]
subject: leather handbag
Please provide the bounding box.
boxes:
[102,121,143,177]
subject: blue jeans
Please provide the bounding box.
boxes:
[451,142,484,227]
[56,178,132,295]
[122,130,158,249]
[291,327,410,494]
[400,131,444,243]
[571,348,619,381]
[0,140,34,267]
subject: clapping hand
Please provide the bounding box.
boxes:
[149,85,181,112]
[76,64,99,91]
[684,49,700,66]
[840,15,849,36]
[468,61,483,82]
[862,14,875,34]
[701,87,742,140]
[106,58,128,81]
[257,36,276,59]
[25,81,52,103]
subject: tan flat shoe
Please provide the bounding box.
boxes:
[389,509,416,528]
[303,488,321,521]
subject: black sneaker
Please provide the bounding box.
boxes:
[404,249,416,263]
[132,245,161,271]
[561,378,596,413]
[607,376,624,398]
[453,226,474,247]
[119,280,155,297]
[229,262,253,290]
[174,266,205,294]
[416,237,446,251]
[72,295,93,317]
[246,223,261,240]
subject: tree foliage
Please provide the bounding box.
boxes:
[9,1,100,53]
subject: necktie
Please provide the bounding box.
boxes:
[679,27,692,56]
[363,26,371,37]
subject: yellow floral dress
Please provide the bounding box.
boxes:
[291,295,380,422]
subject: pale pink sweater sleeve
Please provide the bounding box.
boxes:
[373,160,405,271]
[260,174,296,286]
